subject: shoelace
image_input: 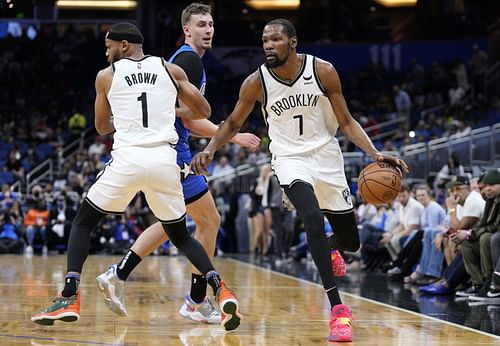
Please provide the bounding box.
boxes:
[330,316,353,328]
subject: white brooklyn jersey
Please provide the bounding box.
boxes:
[108,56,178,149]
[259,54,339,156]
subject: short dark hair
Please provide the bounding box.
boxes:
[181,3,211,26]
[265,18,297,39]
[415,184,431,196]
[399,183,411,193]
[108,22,143,43]
[109,23,143,37]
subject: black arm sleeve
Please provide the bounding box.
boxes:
[172,51,204,88]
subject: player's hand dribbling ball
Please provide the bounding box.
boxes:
[357,162,402,205]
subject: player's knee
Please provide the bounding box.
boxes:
[301,210,325,237]
[73,199,106,229]
[162,219,190,247]
[192,209,220,235]
[205,211,221,234]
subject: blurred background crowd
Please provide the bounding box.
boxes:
[1,0,500,311]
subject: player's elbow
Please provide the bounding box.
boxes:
[95,121,113,135]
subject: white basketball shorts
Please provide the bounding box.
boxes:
[271,140,353,213]
[86,145,186,222]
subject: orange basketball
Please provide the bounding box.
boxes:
[357,162,402,205]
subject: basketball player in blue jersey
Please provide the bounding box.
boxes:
[192,19,409,342]
[96,3,258,326]
[32,22,242,332]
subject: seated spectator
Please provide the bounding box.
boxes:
[356,195,377,225]
[443,175,486,262]
[88,135,107,158]
[359,204,398,270]
[404,185,446,284]
[0,212,24,254]
[381,183,423,261]
[4,147,24,183]
[24,200,50,256]
[0,183,18,212]
[486,224,500,303]
[49,194,76,251]
[435,153,465,186]
[452,170,500,297]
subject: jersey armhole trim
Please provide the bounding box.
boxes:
[258,67,269,127]
[313,56,327,94]
[163,58,179,91]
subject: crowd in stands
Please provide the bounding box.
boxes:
[356,170,500,307]
[0,25,104,187]
[0,25,499,315]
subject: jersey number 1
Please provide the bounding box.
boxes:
[137,92,148,127]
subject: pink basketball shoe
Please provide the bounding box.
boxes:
[329,304,353,342]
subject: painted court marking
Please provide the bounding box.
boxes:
[227,257,500,340]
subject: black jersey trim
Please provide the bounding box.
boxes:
[162,58,179,91]
[281,179,314,191]
[266,54,307,87]
[185,187,209,205]
[159,212,187,225]
[313,56,327,94]
[322,208,355,215]
[122,55,153,62]
[258,66,269,127]
[86,197,123,215]
[111,63,116,73]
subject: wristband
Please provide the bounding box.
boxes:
[447,208,456,215]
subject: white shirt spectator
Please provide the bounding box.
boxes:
[456,190,485,220]
[88,140,107,157]
[398,197,424,230]
[448,85,465,106]
[357,203,377,224]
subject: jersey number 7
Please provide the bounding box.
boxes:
[293,114,303,136]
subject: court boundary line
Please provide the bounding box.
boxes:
[0,333,128,346]
[226,257,500,340]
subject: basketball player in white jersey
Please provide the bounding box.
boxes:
[96,3,259,326]
[192,19,409,342]
[32,23,242,332]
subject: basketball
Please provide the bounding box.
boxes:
[357,162,402,205]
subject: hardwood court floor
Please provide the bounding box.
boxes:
[0,255,499,345]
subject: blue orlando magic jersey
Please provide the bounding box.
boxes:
[168,44,206,154]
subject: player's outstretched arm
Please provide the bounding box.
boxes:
[317,59,409,173]
[94,67,115,135]
[166,63,211,120]
[191,71,262,174]
[183,118,260,151]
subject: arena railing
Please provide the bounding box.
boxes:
[26,158,53,194]
[21,127,94,194]
[336,116,406,144]
[401,123,499,180]
[208,123,499,193]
